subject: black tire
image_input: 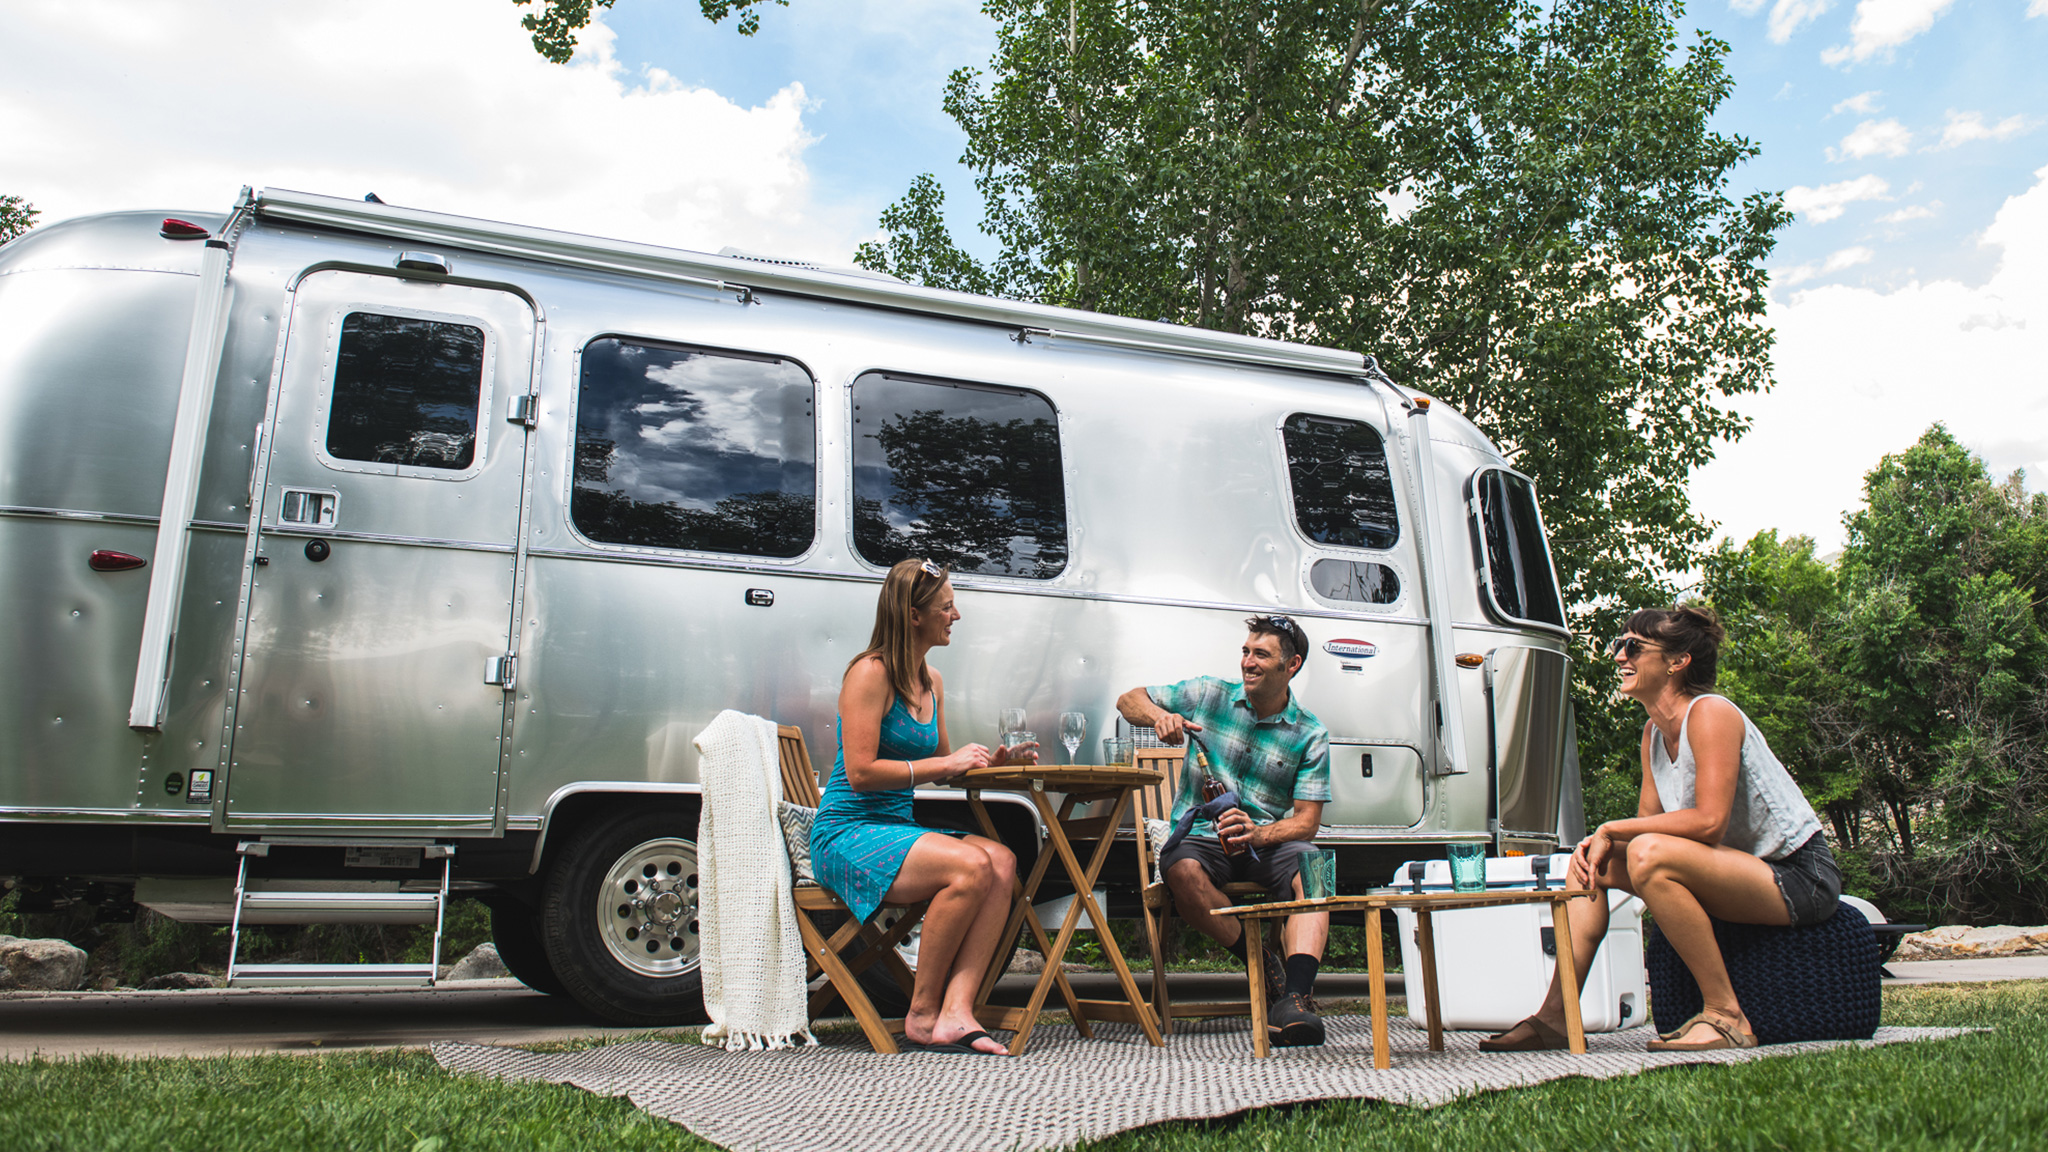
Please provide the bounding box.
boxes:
[541,806,707,1026]
[489,901,566,996]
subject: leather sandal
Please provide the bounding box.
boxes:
[1646,1013,1757,1052]
[1658,1010,1713,1042]
[1478,1014,1569,1052]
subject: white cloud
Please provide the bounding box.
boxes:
[1691,165,2048,552]
[0,0,861,262]
[1935,110,2034,149]
[1823,0,1958,64]
[1730,0,1767,14]
[1878,203,1940,223]
[1831,91,1883,116]
[1768,0,1834,42]
[1775,245,1877,285]
[1783,175,1892,222]
[2031,0,2048,17]
[1827,118,1913,160]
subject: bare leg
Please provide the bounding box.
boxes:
[1483,853,1623,1048]
[1279,871,1328,960]
[1627,833,1787,1045]
[882,834,1015,1054]
[1165,856,1244,949]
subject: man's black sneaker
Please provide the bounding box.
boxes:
[1268,992,1326,1047]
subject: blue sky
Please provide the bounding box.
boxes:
[4,0,2044,555]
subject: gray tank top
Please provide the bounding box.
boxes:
[1649,695,1820,862]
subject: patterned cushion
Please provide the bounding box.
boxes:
[1646,901,1880,1044]
[1144,818,1173,888]
[776,801,817,885]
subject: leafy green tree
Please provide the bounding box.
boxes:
[0,195,37,244]
[513,0,787,62]
[855,0,1788,785]
[1831,426,2048,921]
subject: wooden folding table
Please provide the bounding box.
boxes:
[953,763,1167,1055]
[1215,887,1596,1066]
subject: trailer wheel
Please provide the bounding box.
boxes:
[541,807,706,1026]
[489,901,566,996]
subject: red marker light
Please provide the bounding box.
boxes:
[159,218,209,240]
[89,550,148,572]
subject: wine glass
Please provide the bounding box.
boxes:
[1000,707,1027,752]
[1059,712,1086,765]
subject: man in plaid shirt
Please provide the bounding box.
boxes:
[1115,614,1333,1046]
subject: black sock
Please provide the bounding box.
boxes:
[1284,953,1320,999]
[1224,932,1248,964]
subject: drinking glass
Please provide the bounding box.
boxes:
[1000,707,1027,750]
[1300,849,1338,900]
[1447,843,1488,892]
[1059,712,1086,765]
[1102,737,1133,766]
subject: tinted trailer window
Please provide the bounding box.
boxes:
[1282,413,1400,551]
[572,338,817,558]
[850,373,1067,579]
[326,312,485,470]
[1472,468,1566,630]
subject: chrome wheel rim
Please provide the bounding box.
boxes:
[597,837,700,977]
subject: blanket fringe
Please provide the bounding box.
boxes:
[703,1024,820,1051]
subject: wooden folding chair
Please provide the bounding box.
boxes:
[1132,745,1274,1034]
[776,724,929,1054]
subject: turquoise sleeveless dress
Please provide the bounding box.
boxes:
[809,693,959,923]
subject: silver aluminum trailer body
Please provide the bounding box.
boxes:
[0,190,1577,1020]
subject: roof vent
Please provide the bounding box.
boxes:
[160,218,209,240]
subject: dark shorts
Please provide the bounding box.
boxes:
[1769,832,1843,928]
[1159,837,1315,901]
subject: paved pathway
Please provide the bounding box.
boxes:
[2,960,2037,1060]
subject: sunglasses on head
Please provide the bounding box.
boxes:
[917,559,946,580]
[1255,614,1308,647]
[1606,635,1664,659]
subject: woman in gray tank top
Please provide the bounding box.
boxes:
[1481,606,1841,1054]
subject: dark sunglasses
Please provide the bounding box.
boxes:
[1254,614,1309,649]
[1606,635,1665,659]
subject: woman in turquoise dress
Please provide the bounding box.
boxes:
[809,559,1035,1055]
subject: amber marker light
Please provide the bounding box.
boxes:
[1454,652,1485,669]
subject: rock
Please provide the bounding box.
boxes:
[1004,949,1093,975]
[138,972,221,991]
[1892,924,2048,962]
[445,942,508,981]
[0,935,89,991]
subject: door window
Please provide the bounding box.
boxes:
[1282,414,1400,550]
[572,337,817,558]
[1471,468,1567,629]
[325,312,486,472]
[1308,559,1402,605]
[851,373,1067,578]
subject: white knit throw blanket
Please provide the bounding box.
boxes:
[693,710,816,1051]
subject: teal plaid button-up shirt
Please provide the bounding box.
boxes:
[1147,676,1331,839]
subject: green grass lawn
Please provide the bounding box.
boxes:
[1,981,2041,1152]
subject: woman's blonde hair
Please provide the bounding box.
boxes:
[849,559,950,705]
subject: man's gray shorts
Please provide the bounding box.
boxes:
[1159,836,1314,900]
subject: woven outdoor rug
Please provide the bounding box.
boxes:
[434,1016,1967,1152]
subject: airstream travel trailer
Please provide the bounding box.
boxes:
[0,189,1579,1024]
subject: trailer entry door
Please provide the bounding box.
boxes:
[223,271,534,830]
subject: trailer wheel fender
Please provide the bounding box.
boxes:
[540,804,707,1026]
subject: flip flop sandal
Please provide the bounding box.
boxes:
[1478,1015,1569,1052]
[905,1029,1007,1055]
[1646,1014,1757,1052]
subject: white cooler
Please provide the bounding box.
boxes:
[1390,854,1647,1032]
